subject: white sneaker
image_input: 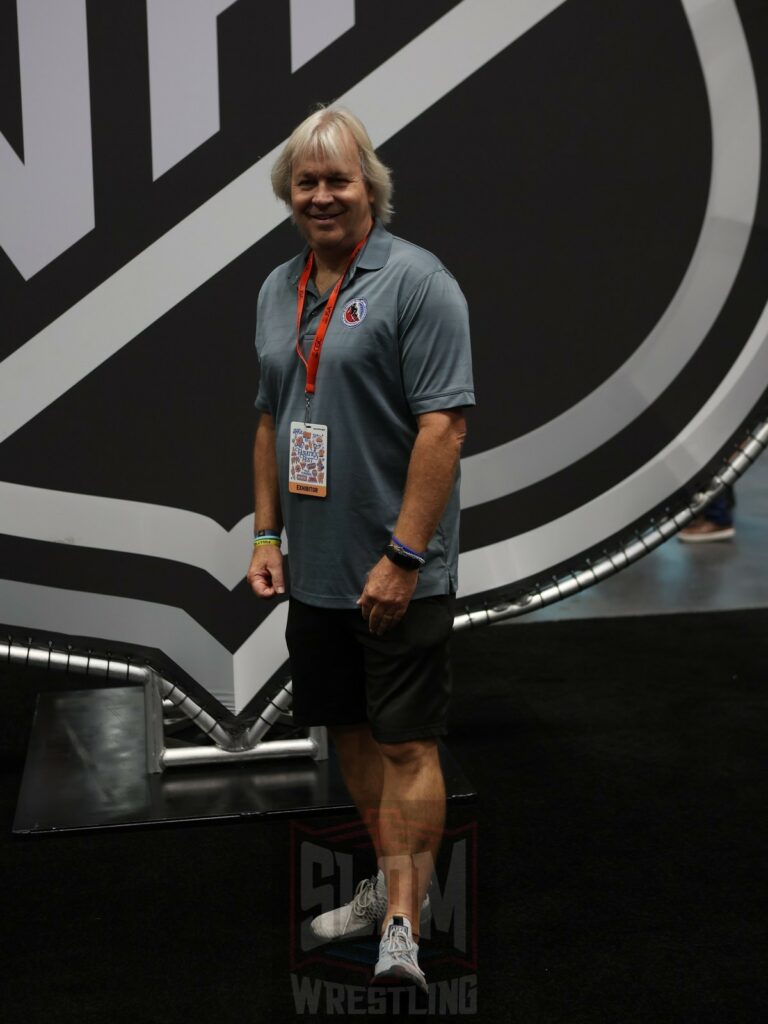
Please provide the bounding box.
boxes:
[310,870,431,942]
[310,873,387,941]
[371,915,428,993]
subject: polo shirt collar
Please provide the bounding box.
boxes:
[355,219,392,271]
[286,219,393,285]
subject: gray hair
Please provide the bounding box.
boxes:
[271,107,394,224]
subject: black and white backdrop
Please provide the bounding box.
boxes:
[1,0,767,715]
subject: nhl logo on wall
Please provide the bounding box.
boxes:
[341,297,367,327]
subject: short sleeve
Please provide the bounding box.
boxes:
[254,286,273,414]
[398,269,475,415]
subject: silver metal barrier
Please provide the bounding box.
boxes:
[454,417,768,630]
[0,640,326,774]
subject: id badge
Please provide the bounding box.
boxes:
[288,421,328,497]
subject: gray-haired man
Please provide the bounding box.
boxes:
[248,107,474,991]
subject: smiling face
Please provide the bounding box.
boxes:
[290,129,374,265]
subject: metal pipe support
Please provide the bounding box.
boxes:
[161,736,318,768]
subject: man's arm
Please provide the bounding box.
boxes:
[357,408,467,634]
[247,412,286,598]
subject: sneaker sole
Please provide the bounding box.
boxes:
[677,529,735,543]
[370,966,428,993]
[310,922,377,942]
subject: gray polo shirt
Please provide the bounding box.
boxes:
[255,221,474,609]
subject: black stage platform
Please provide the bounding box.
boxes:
[13,685,477,834]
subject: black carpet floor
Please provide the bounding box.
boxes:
[1,609,766,1023]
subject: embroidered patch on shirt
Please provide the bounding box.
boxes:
[341,297,367,327]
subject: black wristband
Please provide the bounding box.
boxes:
[384,545,421,571]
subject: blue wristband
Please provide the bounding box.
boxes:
[391,535,426,561]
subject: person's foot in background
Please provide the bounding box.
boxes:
[678,486,735,543]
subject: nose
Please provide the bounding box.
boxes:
[311,179,334,206]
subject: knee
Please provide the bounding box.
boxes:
[329,723,377,763]
[377,738,437,770]
[329,722,372,745]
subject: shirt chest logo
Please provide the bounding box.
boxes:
[341,297,368,327]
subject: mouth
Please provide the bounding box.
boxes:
[308,212,341,222]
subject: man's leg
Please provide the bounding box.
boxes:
[703,485,735,527]
[357,596,454,939]
[329,726,445,937]
[311,597,452,951]
[377,738,445,940]
[329,722,385,860]
[308,724,387,941]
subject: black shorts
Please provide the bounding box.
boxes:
[285,594,456,744]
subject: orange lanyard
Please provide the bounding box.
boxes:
[295,231,370,396]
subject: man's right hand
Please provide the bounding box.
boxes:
[247,546,286,598]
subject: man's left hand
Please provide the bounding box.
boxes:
[357,556,419,635]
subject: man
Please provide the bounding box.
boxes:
[247,107,474,991]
